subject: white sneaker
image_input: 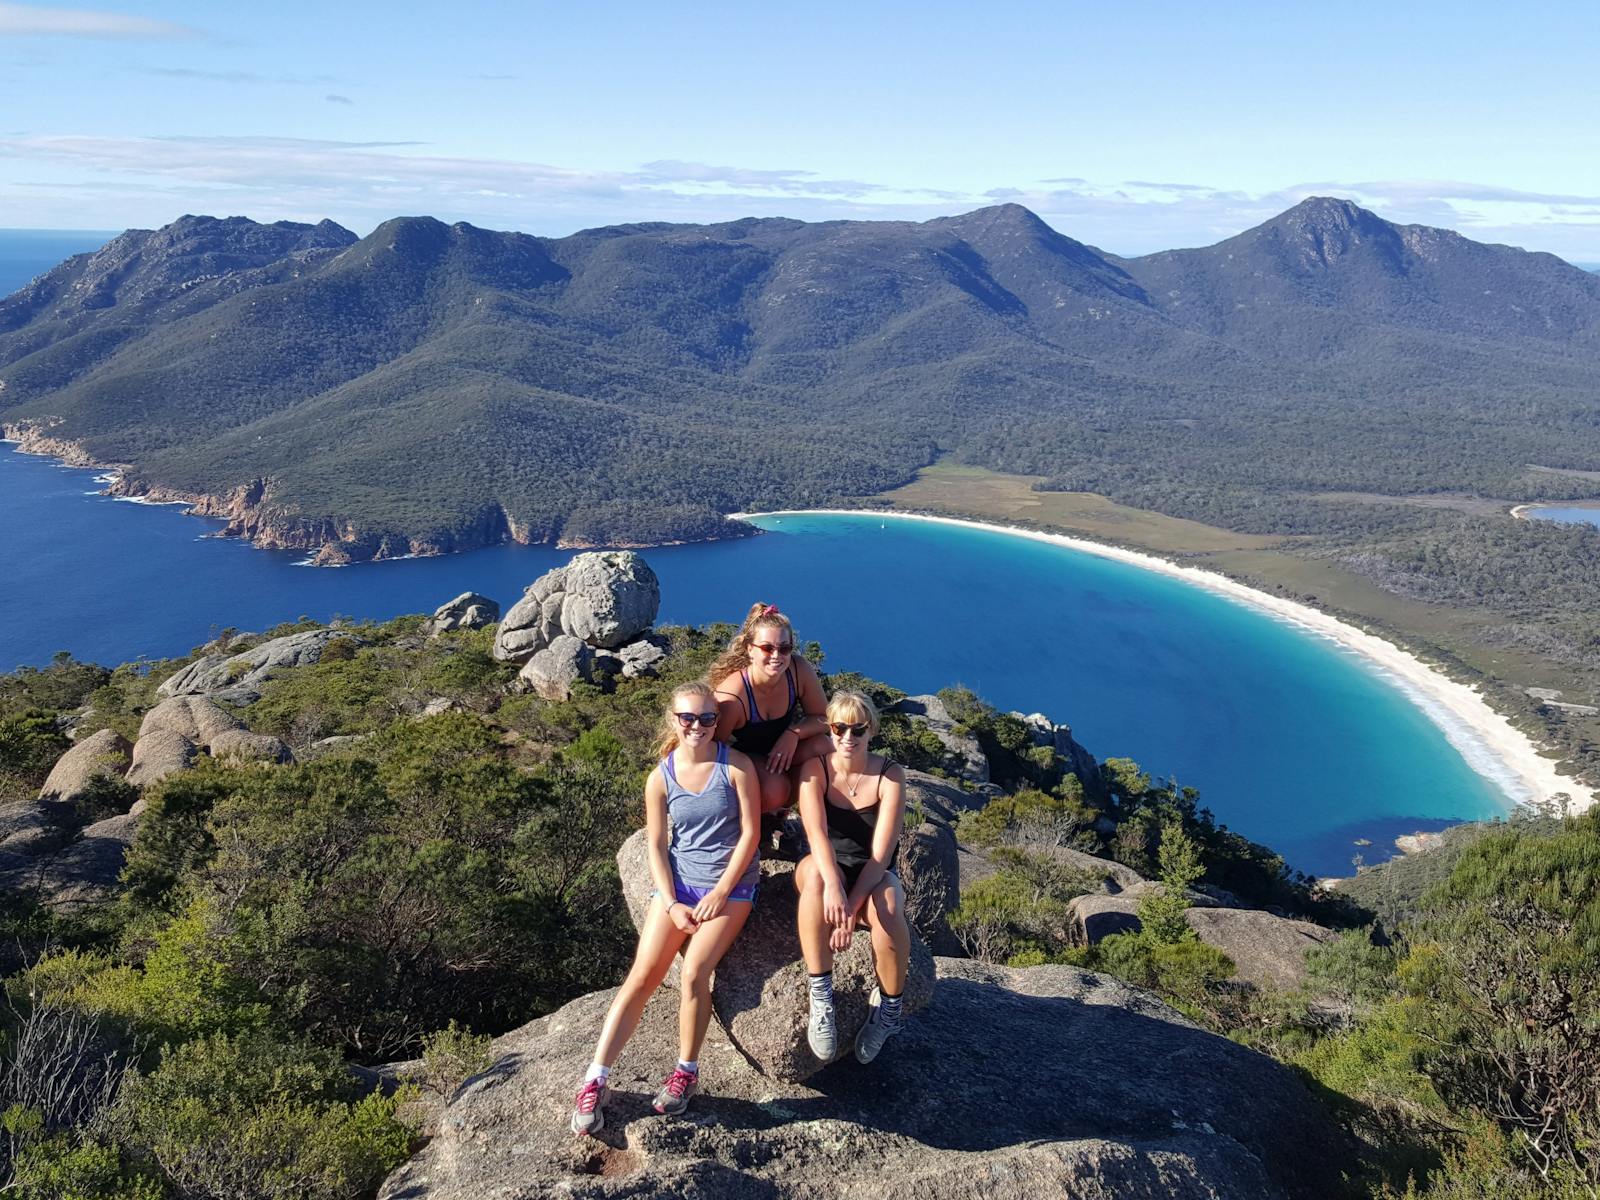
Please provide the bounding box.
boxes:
[854,987,902,1064]
[807,998,837,1060]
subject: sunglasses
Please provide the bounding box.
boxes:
[674,711,719,728]
[829,722,870,738]
[753,641,794,657]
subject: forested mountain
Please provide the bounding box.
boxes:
[3,199,1600,557]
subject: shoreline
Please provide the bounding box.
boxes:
[734,507,1591,817]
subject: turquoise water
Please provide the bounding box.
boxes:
[1525,505,1600,529]
[0,448,1508,876]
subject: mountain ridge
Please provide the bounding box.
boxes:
[4,198,1600,560]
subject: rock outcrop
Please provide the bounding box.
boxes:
[377,956,1346,1200]
[427,592,500,635]
[0,811,139,909]
[139,695,241,744]
[157,629,359,701]
[494,552,661,665]
[1012,709,1103,789]
[893,695,989,784]
[516,635,596,701]
[1069,887,1337,990]
[207,729,293,764]
[617,830,934,1082]
[37,728,132,804]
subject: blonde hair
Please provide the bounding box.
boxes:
[706,603,800,695]
[655,681,719,759]
[826,690,879,737]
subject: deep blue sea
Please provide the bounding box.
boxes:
[0,231,1510,876]
[0,230,115,295]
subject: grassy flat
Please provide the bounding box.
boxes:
[873,462,1597,772]
[879,463,1285,554]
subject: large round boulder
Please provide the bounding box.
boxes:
[493,566,571,662]
[38,728,132,804]
[559,552,660,649]
[126,728,198,789]
[376,956,1348,1200]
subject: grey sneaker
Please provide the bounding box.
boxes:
[652,1067,699,1115]
[570,1077,608,1136]
[854,987,902,1064]
[807,998,838,1060]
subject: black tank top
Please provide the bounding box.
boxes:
[823,756,892,872]
[731,665,797,758]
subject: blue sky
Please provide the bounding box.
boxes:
[4,0,1599,257]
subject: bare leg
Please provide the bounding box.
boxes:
[756,764,791,815]
[591,899,690,1068]
[677,904,753,1063]
[863,876,910,996]
[794,856,835,975]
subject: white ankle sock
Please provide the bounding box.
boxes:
[584,1063,610,1084]
[677,1059,698,1075]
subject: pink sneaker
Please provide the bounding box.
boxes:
[652,1067,699,1116]
[570,1076,608,1135]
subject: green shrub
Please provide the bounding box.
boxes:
[417,1021,493,1097]
[115,1030,415,1200]
[1403,812,1600,1190]
[9,1135,164,1200]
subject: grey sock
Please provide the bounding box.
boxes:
[808,972,833,1005]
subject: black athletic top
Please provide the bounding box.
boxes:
[731,665,797,758]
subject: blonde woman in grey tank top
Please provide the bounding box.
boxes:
[570,680,762,1135]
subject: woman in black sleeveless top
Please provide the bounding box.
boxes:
[709,603,829,815]
[793,689,912,1065]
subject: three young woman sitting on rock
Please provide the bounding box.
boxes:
[571,603,913,1135]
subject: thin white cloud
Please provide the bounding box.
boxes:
[0,3,199,38]
[325,94,354,106]
[0,133,1596,260]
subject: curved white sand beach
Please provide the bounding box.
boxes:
[733,508,1591,817]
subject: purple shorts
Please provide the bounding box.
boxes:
[656,879,759,906]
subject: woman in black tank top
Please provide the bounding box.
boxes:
[708,603,830,815]
[792,690,913,1065]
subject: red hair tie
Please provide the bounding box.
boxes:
[760,604,779,617]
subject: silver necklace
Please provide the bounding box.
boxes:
[837,757,867,798]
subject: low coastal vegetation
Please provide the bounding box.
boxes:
[0,619,1595,1198]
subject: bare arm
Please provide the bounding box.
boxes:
[844,761,905,917]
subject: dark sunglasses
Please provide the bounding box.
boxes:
[753,641,794,657]
[674,711,719,728]
[829,722,870,738]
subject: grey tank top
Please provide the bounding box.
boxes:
[662,743,759,889]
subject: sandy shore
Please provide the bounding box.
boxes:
[733,507,1591,816]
